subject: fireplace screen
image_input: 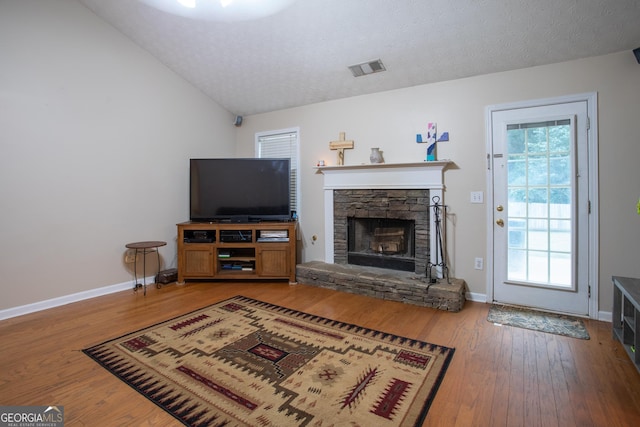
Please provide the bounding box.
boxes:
[348,217,416,271]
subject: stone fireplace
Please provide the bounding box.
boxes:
[321,162,448,273]
[333,189,429,274]
[295,161,466,312]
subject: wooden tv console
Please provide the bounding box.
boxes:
[177,221,297,284]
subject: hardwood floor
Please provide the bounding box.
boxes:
[1,281,639,426]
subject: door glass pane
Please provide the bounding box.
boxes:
[506,121,573,288]
[507,128,526,153]
[528,251,549,282]
[508,248,526,281]
[549,220,571,251]
[527,155,548,185]
[527,219,548,251]
[508,156,526,185]
[508,188,526,216]
[549,253,571,286]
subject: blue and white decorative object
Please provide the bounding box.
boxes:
[426,123,437,160]
[416,123,450,161]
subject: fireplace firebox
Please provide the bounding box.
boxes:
[333,188,429,275]
[348,217,416,271]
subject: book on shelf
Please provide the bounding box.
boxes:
[222,261,254,271]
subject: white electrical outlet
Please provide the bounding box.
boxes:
[470,191,484,204]
[474,257,483,270]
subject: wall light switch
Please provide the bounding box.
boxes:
[470,191,484,204]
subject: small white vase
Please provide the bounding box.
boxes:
[370,147,384,164]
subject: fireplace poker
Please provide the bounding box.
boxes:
[427,196,450,285]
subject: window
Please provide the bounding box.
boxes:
[506,120,572,286]
[256,128,299,215]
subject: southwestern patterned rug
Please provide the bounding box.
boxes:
[83,296,455,426]
[487,304,590,340]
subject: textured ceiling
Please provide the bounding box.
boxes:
[79,0,640,116]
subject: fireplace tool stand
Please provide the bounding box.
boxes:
[427,195,450,285]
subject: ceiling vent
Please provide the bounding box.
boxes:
[348,59,386,77]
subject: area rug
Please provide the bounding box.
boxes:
[83,296,455,426]
[487,304,590,340]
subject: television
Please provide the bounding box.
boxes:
[190,158,291,222]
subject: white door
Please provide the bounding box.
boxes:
[489,98,594,316]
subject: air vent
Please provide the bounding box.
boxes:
[348,59,386,77]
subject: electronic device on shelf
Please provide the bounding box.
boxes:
[183,230,215,243]
[190,158,291,223]
[257,229,289,242]
[220,230,252,242]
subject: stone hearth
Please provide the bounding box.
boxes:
[296,261,465,312]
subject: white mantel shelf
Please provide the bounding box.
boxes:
[319,160,452,269]
[317,160,452,191]
[316,160,451,172]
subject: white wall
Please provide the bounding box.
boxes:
[0,0,235,310]
[236,51,640,313]
[2,1,638,316]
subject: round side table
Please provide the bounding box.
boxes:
[125,241,167,295]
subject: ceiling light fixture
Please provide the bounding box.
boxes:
[138,0,299,22]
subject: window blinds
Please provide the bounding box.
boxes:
[257,131,298,212]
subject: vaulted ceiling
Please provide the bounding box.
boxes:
[80,0,640,116]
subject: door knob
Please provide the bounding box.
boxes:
[496,205,503,212]
[496,219,504,227]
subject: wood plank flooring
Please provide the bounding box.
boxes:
[1,281,639,426]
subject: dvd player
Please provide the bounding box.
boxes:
[220,230,252,242]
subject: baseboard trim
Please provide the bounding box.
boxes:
[0,276,153,321]
[466,292,487,303]
[598,311,612,323]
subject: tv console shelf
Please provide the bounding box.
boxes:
[612,276,640,374]
[177,221,297,283]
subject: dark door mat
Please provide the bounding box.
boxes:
[487,304,590,340]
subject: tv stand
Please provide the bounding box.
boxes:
[177,221,297,283]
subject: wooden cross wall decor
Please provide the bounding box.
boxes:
[329,132,354,165]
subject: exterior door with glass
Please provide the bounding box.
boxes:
[490,99,591,316]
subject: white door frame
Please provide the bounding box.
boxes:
[484,93,599,319]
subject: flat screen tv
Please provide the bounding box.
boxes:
[190,158,291,222]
